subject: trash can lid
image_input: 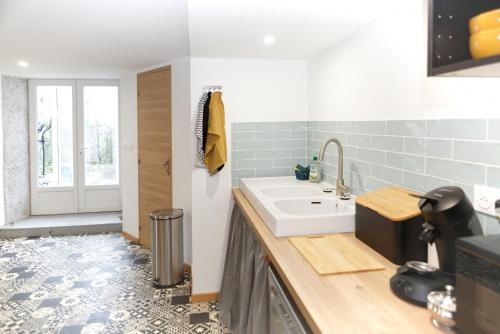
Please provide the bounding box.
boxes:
[149,208,183,220]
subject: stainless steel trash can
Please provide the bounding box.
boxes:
[150,208,184,288]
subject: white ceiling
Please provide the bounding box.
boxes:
[0,0,189,78]
[0,0,394,77]
[188,0,395,59]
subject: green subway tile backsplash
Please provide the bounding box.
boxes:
[231,119,500,234]
[231,121,307,187]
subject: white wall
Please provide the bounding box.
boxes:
[192,58,308,123]
[308,0,500,121]
[171,57,193,264]
[120,71,139,237]
[190,58,308,294]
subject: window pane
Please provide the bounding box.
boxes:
[83,86,119,186]
[36,86,74,187]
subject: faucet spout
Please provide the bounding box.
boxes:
[318,137,350,199]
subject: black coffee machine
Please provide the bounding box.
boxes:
[390,186,482,307]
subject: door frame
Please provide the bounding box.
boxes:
[29,79,79,215]
[137,66,173,247]
[76,79,122,213]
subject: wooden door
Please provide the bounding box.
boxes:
[137,66,172,248]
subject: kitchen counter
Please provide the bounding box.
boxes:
[233,189,441,334]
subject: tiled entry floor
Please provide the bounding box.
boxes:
[0,233,229,334]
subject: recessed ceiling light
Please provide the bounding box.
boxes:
[263,35,276,45]
[17,60,29,68]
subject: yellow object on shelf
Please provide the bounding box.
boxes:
[469,28,500,60]
[470,8,500,35]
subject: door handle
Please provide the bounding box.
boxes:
[79,147,89,156]
[160,159,170,175]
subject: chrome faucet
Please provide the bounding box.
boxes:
[318,137,351,199]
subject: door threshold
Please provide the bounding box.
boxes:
[0,212,122,239]
[0,223,122,239]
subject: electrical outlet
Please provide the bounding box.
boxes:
[474,185,500,216]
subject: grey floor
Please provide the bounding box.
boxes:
[0,212,122,238]
[0,233,228,333]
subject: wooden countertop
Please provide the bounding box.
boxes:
[233,189,440,334]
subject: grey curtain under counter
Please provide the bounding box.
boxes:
[219,204,270,334]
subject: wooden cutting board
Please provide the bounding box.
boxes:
[289,234,385,275]
[355,186,422,222]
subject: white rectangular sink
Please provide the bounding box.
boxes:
[240,177,355,237]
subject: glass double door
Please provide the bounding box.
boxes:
[29,80,121,214]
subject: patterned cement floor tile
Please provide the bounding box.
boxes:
[0,233,230,334]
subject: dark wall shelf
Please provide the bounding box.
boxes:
[433,55,500,77]
[428,0,500,77]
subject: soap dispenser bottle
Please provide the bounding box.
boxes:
[309,156,321,183]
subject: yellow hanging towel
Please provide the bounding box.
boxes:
[204,92,227,173]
